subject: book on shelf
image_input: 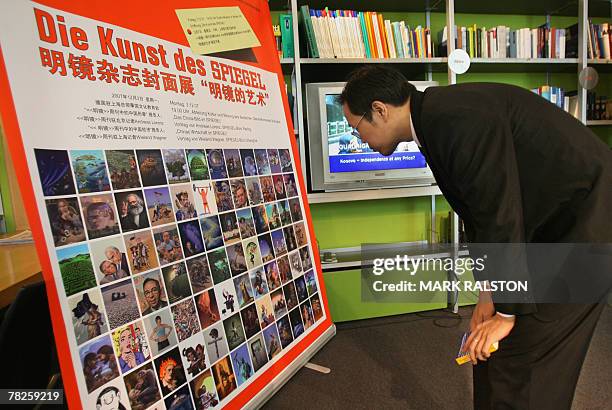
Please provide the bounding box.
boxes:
[280,14,294,58]
[439,23,574,59]
[273,16,294,60]
[565,24,579,58]
[299,6,434,59]
[299,5,319,58]
[587,20,612,59]
[586,91,612,120]
[290,68,298,133]
[531,86,581,119]
[273,24,282,59]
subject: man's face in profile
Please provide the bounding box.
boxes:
[342,102,398,156]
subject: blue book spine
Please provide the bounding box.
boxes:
[393,22,404,58]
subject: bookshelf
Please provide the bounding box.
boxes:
[266,0,612,319]
[270,0,610,244]
[273,0,606,215]
[269,0,611,187]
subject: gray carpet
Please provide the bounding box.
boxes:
[263,306,612,410]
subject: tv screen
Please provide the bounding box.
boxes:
[324,94,427,173]
[306,81,436,192]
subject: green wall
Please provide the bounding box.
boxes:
[323,268,446,322]
[0,124,15,233]
[311,197,429,248]
[323,267,477,322]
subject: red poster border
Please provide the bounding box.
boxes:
[0,1,334,409]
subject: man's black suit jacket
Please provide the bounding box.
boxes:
[410,83,612,315]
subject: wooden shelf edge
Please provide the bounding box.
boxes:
[299,57,448,64]
[587,59,612,64]
[470,58,578,64]
[586,120,612,126]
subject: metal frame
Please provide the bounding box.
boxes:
[289,0,307,180]
[578,0,588,124]
[245,324,337,409]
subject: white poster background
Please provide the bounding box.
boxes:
[0,1,325,408]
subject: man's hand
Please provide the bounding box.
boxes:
[466,313,515,364]
[470,289,495,332]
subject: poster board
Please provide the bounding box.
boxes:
[0,1,335,408]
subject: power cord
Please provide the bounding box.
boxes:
[416,308,470,328]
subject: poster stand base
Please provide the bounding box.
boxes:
[304,362,331,374]
[246,324,337,409]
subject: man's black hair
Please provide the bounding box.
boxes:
[143,277,160,289]
[338,65,416,121]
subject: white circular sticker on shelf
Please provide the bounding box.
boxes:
[579,67,599,90]
[448,49,470,74]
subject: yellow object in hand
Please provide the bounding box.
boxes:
[455,331,499,365]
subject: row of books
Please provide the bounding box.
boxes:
[586,92,612,120]
[587,21,612,59]
[439,24,577,59]
[300,5,434,59]
[531,86,612,121]
[530,86,576,114]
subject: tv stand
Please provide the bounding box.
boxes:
[307,185,441,204]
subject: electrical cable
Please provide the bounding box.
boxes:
[415,309,469,328]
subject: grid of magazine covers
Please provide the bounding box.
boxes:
[35,146,324,409]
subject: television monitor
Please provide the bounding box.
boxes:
[306,81,437,192]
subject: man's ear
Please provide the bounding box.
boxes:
[371,101,387,120]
